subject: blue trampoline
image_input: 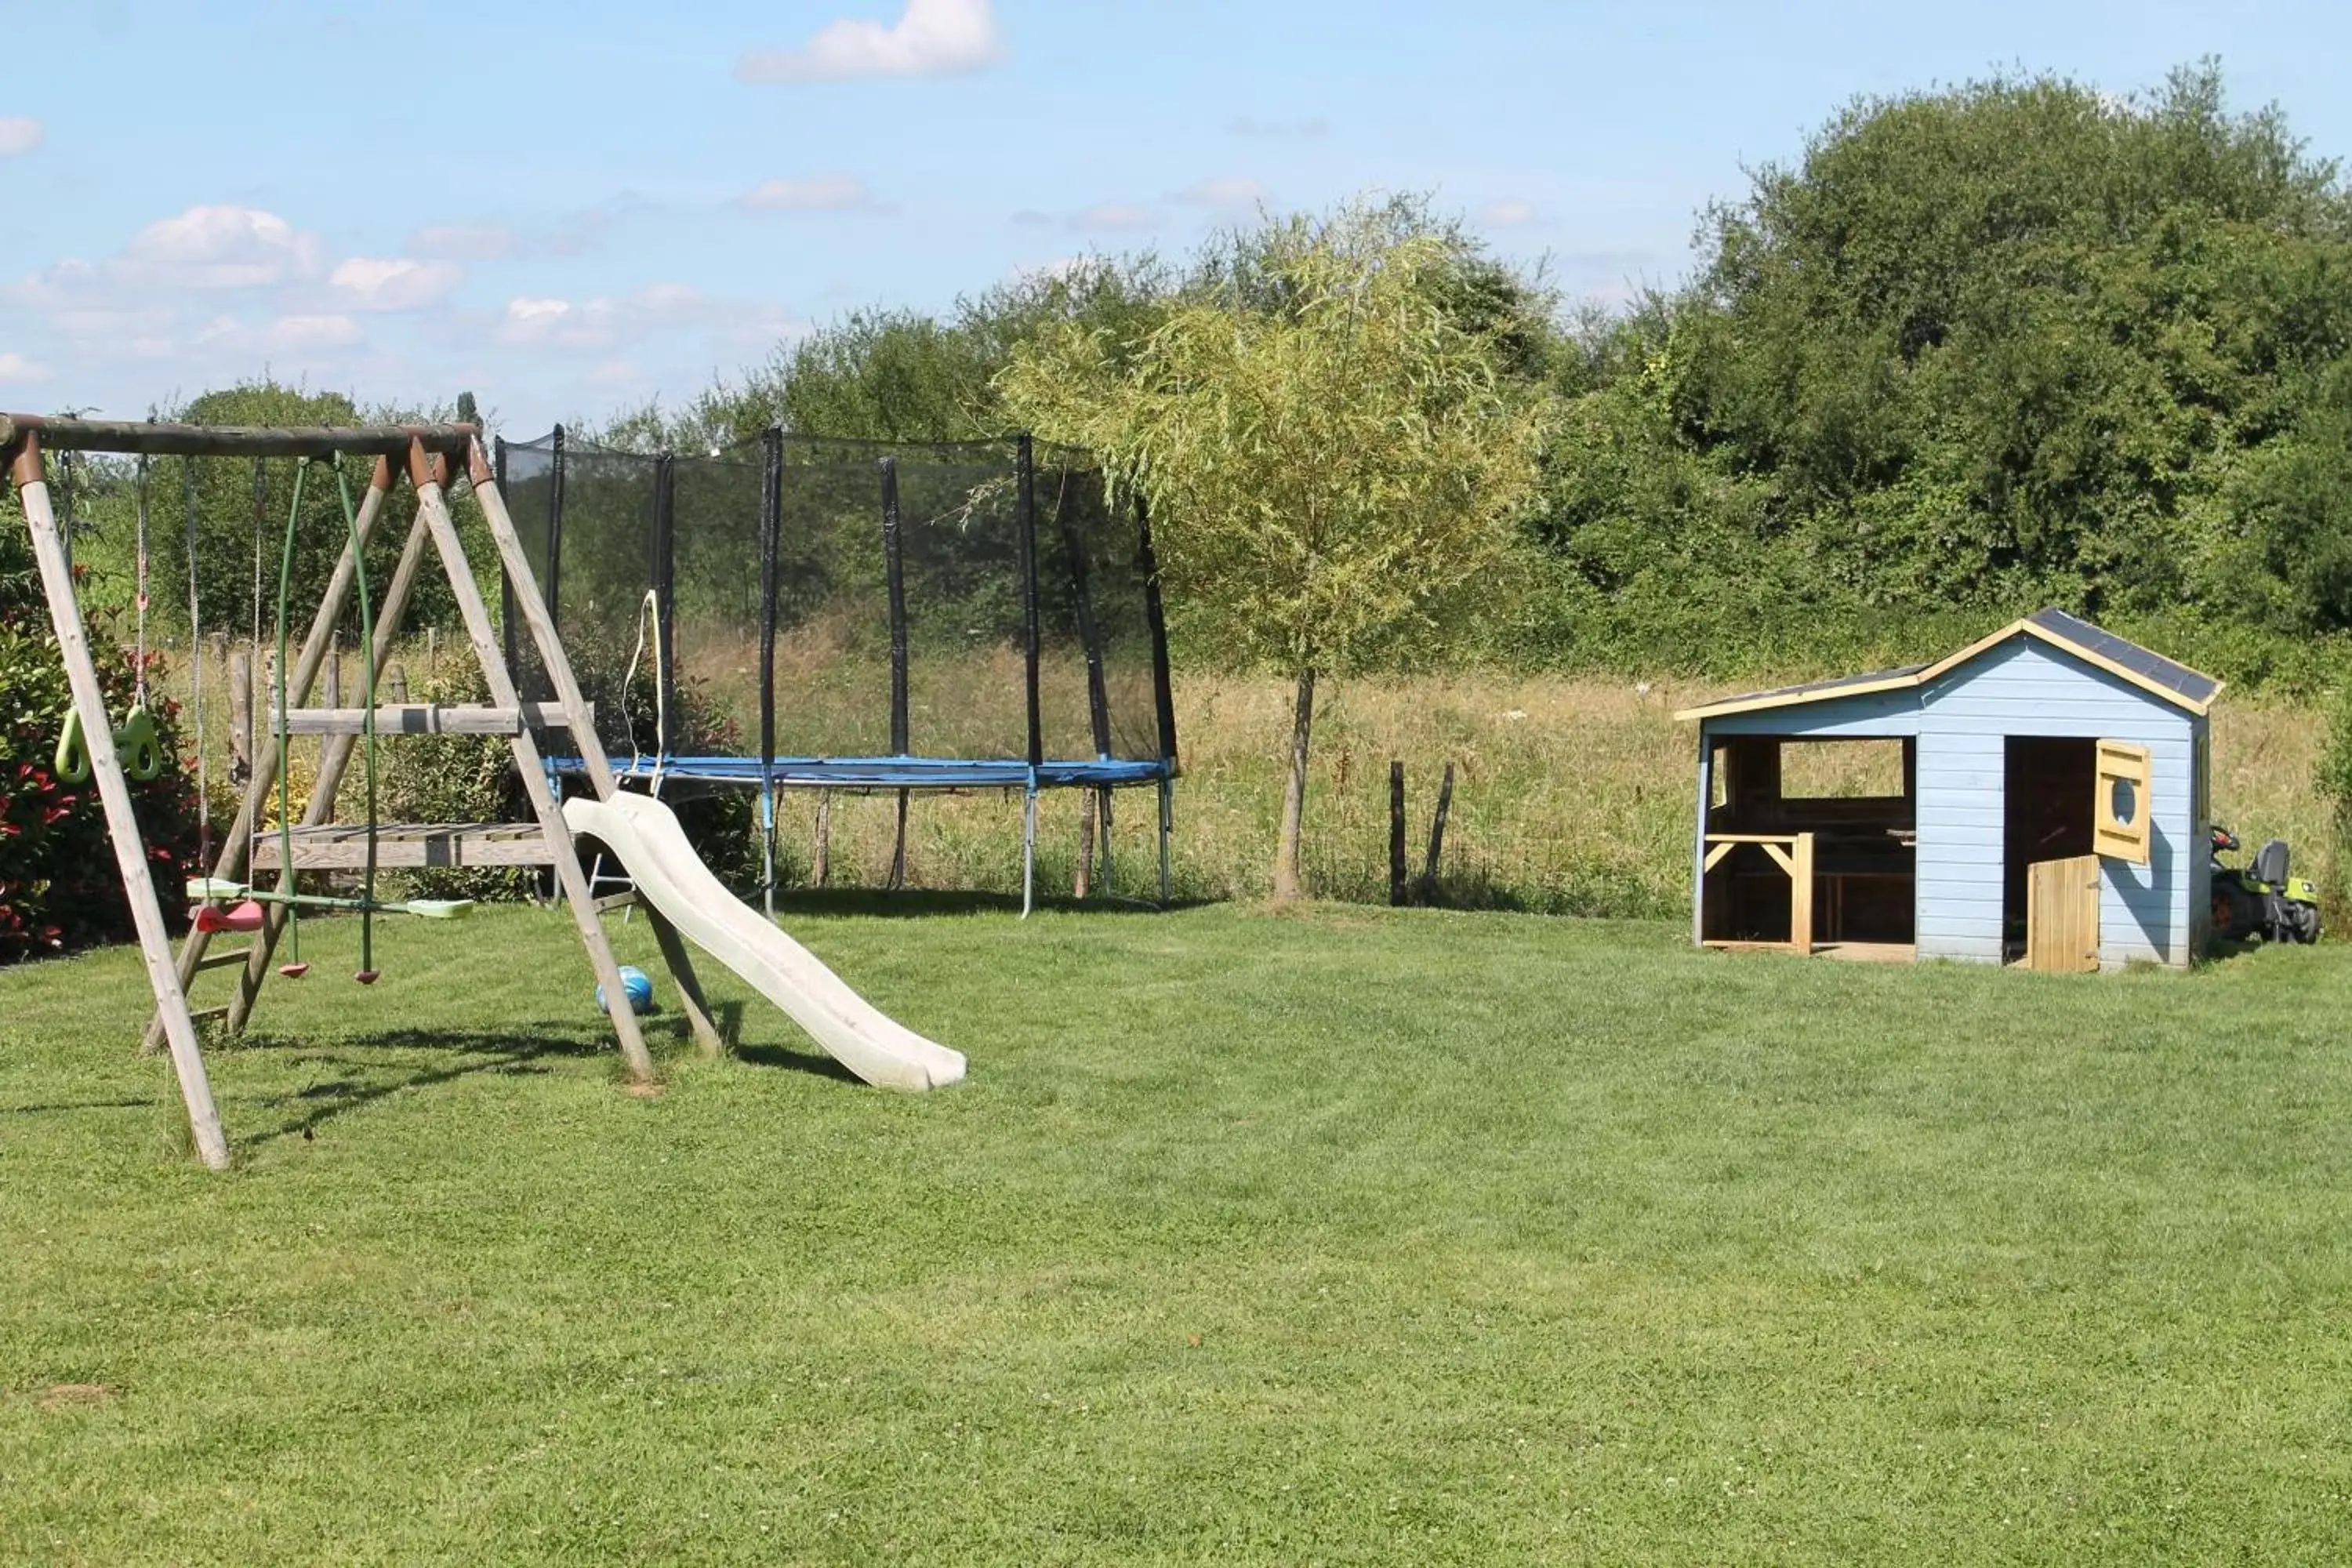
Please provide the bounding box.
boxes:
[503,429,1178,912]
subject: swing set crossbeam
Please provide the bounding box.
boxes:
[272,702,591,736]
[249,820,559,869]
[0,412,477,459]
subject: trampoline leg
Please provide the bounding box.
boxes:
[1100,788,1114,898]
[1022,786,1038,920]
[1159,777,1173,908]
[760,782,776,920]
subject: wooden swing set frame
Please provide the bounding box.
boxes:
[2,411,720,1171]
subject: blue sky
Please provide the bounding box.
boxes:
[4,0,2348,436]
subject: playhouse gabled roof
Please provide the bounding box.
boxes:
[1674,608,2223,721]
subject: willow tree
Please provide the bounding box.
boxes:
[1000,204,1547,898]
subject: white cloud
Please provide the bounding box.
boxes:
[493,285,710,351]
[408,223,517,262]
[331,256,463,311]
[120,205,322,289]
[1227,115,1328,140]
[1070,203,1158,232]
[632,282,702,318]
[183,311,365,361]
[0,116,41,157]
[1172,176,1269,209]
[737,0,1004,83]
[260,314,363,352]
[0,350,49,382]
[742,173,884,212]
[1483,199,1538,227]
[496,296,580,348]
[45,307,180,358]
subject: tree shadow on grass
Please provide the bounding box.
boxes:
[243,1016,881,1146]
[234,1027,606,1150]
[0,1095,172,1118]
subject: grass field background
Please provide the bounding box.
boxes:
[5,902,2350,1563]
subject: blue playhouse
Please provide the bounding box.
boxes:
[1677,610,2220,969]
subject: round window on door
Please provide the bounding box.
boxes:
[2109,775,2138,828]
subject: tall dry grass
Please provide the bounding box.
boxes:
[151,642,2343,920]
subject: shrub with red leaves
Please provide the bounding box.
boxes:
[2,532,201,964]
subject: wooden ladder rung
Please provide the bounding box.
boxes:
[273,702,589,736]
[593,891,641,914]
[194,948,255,972]
[191,1006,230,1025]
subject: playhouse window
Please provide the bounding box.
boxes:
[1777,739,1907,798]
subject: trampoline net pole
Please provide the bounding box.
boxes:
[547,423,566,658]
[1017,434,1043,769]
[653,452,677,759]
[760,428,782,782]
[760,426,782,910]
[882,456,908,755]
[1138,488,1179,771]
[883,456,910,890]
[496,434,515,682]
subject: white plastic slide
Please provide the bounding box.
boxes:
[562,791,966,1091]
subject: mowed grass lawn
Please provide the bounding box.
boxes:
[4,902,2350,1564]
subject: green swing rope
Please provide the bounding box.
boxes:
[274,461,307,971]
[331,457,381,980]
[270,456,386,981]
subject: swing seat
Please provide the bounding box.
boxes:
[399,899,475,920]
[279,962,310,979]
[194,899,266,934]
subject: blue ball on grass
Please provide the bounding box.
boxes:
[596,965,656,1015]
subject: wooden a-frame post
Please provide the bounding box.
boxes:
[461,437,720,1054]
[8,430,230,1170]
[404,440,669,1078]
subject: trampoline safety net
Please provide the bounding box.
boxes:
[496,428,1178,788]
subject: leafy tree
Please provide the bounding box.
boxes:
[1536,63,2352,675]
[1001,202,1548,898]
[653,256,1173,452]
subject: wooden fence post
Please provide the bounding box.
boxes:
[889,790,909,891]
[813,789,832,887]
[1389,760,1407,907]
[1420,761,1455,902]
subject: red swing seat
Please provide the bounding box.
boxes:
[194,899,266,934]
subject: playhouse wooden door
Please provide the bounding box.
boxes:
[2024,854,2101,972]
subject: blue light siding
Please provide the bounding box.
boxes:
[1915,639,2194,967]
